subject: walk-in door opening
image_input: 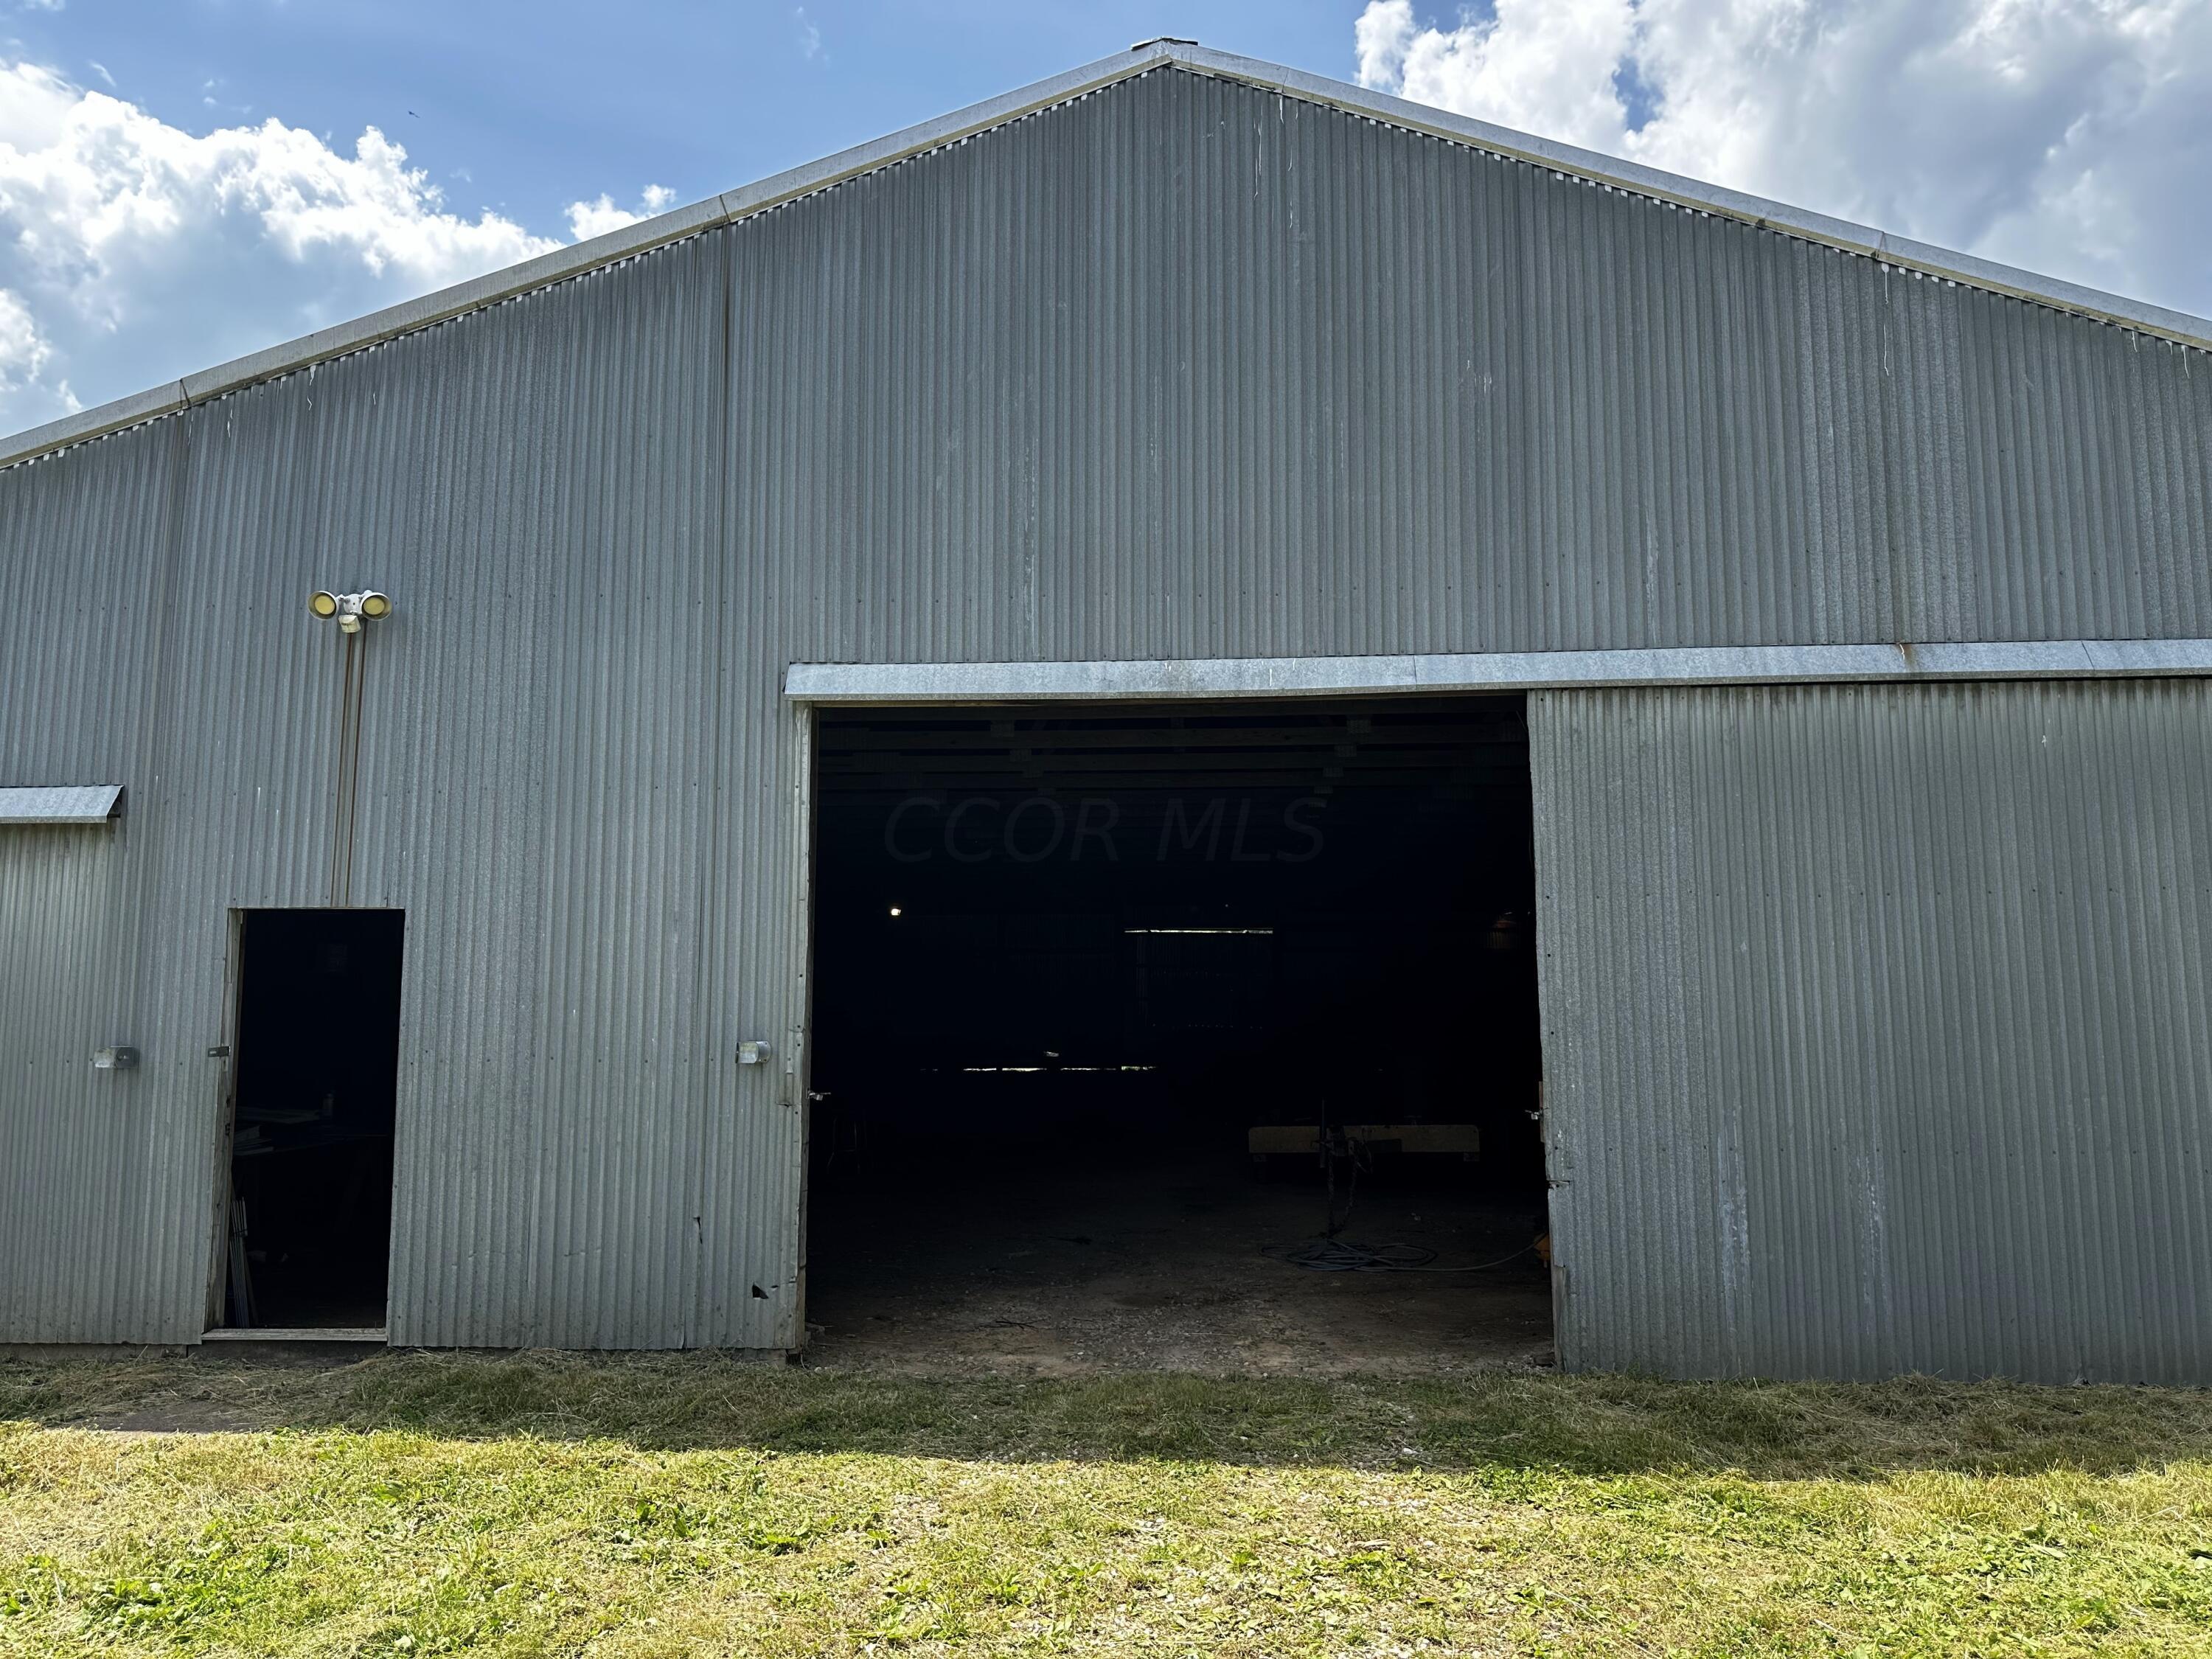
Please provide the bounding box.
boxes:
[215,908,404,1333]
[803,695,1552,1370]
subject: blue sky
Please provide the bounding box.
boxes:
[4,1,1359,240]
[1,1,2207,435]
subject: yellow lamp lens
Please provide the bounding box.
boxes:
[310,591,338,618]
[360,593,391,619]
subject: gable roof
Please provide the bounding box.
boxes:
[6,38,2208,470]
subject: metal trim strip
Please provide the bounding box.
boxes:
[783,639,2212,703]
[0,784,124,825]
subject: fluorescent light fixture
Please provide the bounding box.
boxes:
[948,1062,1155,1074]
[1122,926,1273,935]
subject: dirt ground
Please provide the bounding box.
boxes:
[4,1158,1554,1419]
[802,1156,1555,1376]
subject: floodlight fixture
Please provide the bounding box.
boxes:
[308,589,396,634]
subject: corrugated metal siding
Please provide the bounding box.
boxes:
[321,240,744,1349]
[3,65,2210,1347]
[1530,681,2212,1382]
[149,237,762,1349]
[726,69,2211,661]
[0,425,192,1341]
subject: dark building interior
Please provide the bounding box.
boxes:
[803,696,1554,1368]
[220,908,404,1332]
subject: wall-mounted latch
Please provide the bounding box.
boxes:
[91,1046,139,1071]
[206,1045,230,1059]
[737,1041,771,1065]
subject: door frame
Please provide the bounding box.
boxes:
[201,908,246,1333]
[202,903,406,1338]
[787,700,818,1350]
[782,681,1556,1357]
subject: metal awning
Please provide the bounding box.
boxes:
[0,785,124,826]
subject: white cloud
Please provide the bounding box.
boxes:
[566,184,677,243]
[0,60,682,433]
[0,289,60,403]
[1353,0,2212,318]
[1358,0,1635,151]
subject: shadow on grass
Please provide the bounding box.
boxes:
[4,1349,2211,1480]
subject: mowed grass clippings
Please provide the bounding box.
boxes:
[2,1355,2211,1655]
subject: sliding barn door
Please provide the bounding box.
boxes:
[1529,681,2212,1382]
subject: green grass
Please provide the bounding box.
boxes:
[5,1353,2212,1655]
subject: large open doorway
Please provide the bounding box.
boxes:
[803,696,1552,1371]
[214,908,404,1335]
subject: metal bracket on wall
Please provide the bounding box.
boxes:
[328,628,368,905]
